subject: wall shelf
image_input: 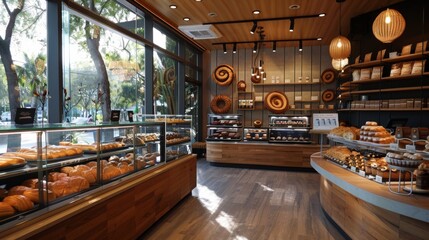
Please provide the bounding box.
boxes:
[341,72,429,87]
[337,108,429,112]
[253,82,319,87]
[339,86,429,99]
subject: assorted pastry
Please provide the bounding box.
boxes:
[208,130,241,140]
[329,126,360,140]
[244,129,268,141]
[59,141,125,153]
[145,117,188,124]
[2,145,84,161]
[166,131,191,145]
[414,163,429,189]
[385,152,424,168]
[323,146,409,180]
[210,119,241,126]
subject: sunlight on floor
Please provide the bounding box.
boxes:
[195,183,223,214]
[257,182,274,192]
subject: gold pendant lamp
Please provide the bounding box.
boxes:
[372,8,406,43]
[329,0,351,60]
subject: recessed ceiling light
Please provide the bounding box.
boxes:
[253,10,261,15]
[319,13,326,17]
[289,4,300,10]
[183,17,190,21]
[169,5,177,9]
[208,12,217,17]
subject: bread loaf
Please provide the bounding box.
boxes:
[0,202,15,218]
[7,186,30,196]
[3,195,34,212]
[102,165,122,180]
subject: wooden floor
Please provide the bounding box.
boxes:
[139,159,346,240]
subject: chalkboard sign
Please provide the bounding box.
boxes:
[15,108,35,124]
[111,110,120,122]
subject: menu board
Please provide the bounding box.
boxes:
[312,113,339,130]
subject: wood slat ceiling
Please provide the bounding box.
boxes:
[133,0,404,51]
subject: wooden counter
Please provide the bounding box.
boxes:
[0,154,197,240]
[311,152,429,239]
[207,141,321,167]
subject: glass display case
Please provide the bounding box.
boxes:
[206,114,242,141]
[268,115,312,143]
[0,120,169,226]
[141,114,193,161]
[243,127,269,142]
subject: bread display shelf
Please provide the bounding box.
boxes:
[83,145,129,154]
[166,140,192,147]
[0,117,195,227]
[206,124,243,128]
[338,86,429,99]
[327,134,390,154]
[345,51,429,71]
[293,100,320,103]
[341,72,429,87]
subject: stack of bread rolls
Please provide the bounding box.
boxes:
[360,121,395,144]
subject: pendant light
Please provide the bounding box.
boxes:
[332,58,349,71]
[372,8,406,43]
[329,0,351,60]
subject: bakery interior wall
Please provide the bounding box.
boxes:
[208,45,332,129]
[342,0,429,128]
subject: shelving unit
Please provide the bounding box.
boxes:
[337,45,429,126]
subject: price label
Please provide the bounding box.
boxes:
[342,164,348,168]
[359,170,366,177]
[389,143,399,150]
[375,175,383,183]
[351,166,357,172]
[406,145,416,153]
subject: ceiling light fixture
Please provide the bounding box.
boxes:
[204,13,325,26]
[272,41,277,52]
[223,43,227,54]
[329,0,351,60]
[183,17,190,21]
[233,43,237,53]
[253,42,258,53]
[250,21,257,34]
[169,5,177,9]
[253,10,261,15]
[289,18,295,32]
[299,40,303,51]
[372,8,406,43]
[319,13,326,17]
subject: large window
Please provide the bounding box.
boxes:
[0,0,47,122]
[62,1,145,123]
[1,0,202,138]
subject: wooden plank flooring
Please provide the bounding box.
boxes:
[139,159,346,240]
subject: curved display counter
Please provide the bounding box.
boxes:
[311,152,429,239]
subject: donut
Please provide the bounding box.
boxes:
[322,89,335,102]
[264,91,288,114]
[321,68,337,84]
[210,95,232,114]
[237,80,246,91]
[253,120,262,128]
[212,64,234,86]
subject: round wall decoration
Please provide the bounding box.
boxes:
[212,64,235,86]
[253,120,262,128]
[264,91,288,114]
[321,68,337,84]
[210,95,232,114]
[237,80,246,91]
[322,89,335,102]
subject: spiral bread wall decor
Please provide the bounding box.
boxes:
[264,91,289,114]
[212,64,235,86]
[322,89,335,102]
[321,68,337,84]
[210,95,232,114]
[237,80,246,91]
